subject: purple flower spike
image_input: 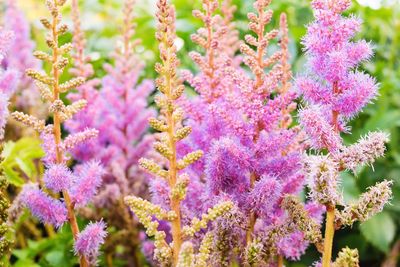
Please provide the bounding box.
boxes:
[70,160,104,207]
[44,164,74,192]
[20,184,68,228]
[74,221,107,265]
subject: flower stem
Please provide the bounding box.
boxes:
[50,3,88,266]
[277,254,284,267]
[322,205,335,267]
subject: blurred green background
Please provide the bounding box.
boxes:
[9,0,400,266]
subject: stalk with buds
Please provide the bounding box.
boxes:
[11,1,106,266]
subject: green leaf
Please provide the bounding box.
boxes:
[340,172,361,203]
[0,137,44,187]
[360,212,396,253]
[45,251,65,266]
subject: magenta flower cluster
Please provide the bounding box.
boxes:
[0,0,393,266]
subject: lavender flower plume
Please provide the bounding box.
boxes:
[3,1,43,117]
[335,131,389,172]
[70,161,104,207]
[0,29,18,139]
[43,164,74,192]
[246,176,281,216]
[20,184,68,228]
[276,231,308,261]
[296,2,392,265]
[299,105,342,152]
[205,137,251,198]
[74,221,107,265]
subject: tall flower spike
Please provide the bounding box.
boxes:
[67,0,156,263]
[12,1,106,266]
[335,131,389,173]
[125,0,232,265]
[3,0,43,126]
[0,29,18,139]
[296,1,391,266]
[188,0,233,102]
[74,221,107,266]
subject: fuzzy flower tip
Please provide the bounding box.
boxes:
[205,137,251,196]
[277,231,308,261]
[74,221,107,264]
[43,164,73,192]
[246,176,281,216]
[299,105,342,152]
[70,161,104,207]
[306,155,341,206]
[20,184,67,228]
[333,247,359,267]
[336,131,389,172]
[336,180,392,227]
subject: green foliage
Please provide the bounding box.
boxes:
[0,138,44,187]
[360,212,396,253]
[11,225,77,267]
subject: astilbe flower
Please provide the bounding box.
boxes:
[2,0,45,133]
[74,221,107,266]
[124,0,233,266]
[296,1,392,266]
[65,1,157,263]
[0,29,19,139]
[172,0,314,265]
[11,1,106,266]
[65,0,101,162]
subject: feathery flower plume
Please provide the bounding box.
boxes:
[0,29,18,139]
[12,1,106,266]
[66,0,156,263]
[125,0,232,265]
[176,1,309,265]
[19,184,68,228]
[74,221,107,266]
[336,180,392,228]
[297,1,392,266]
[3,0,44,129]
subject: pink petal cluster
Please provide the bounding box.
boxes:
[20,184,68,228]
[74,221,107,265]
[70,161,105,207]
[3,1,43,114]
[297,0,378,143]
[43,164,74,192]
[0,28,18,139]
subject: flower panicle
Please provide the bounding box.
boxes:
[14,1,106,265]
[240,0,282,89]
[306,155,342,207]
[279,12,291,94]
[126,1,233,265]
[332,247,359,267]
[182,201,233,237]
[176,234,219,267]
[0,167,14,258]
[281,195,323,246]
[335,180,392,228]
[335,131,389,173]
[70,0,94,78]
